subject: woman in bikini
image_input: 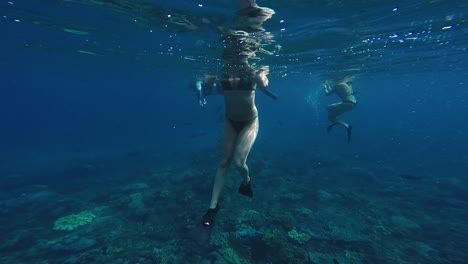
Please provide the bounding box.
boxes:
[199,0,274,229]
[323,75,357,143]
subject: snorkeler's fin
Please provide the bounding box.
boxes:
[347,125,353,144]
[189,205,220,244]
[327,124,335,133]
[238,181,253,197]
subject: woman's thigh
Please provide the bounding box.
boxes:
[220,118,237,164]
[328,102,353,116]
[233,118,259,163]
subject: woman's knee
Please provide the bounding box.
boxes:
[219,158,232,169]
[233,158,246,169]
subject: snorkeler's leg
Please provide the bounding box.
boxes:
[233,117,259,197]
[327,104,340,132]
[327,103,349,128]
[208,118,237,209]
[327,121,337,133]
[327,103,354,143]
[192,119,237,243]
[337,102,355,143]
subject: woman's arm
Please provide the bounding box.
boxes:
[255,67,278,100]
[256,72,269,89]
[323,81,334,96]
[255,66,269,89]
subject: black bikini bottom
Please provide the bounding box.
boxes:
[227,117,256,133]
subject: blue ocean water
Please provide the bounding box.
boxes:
[1,0,467,263]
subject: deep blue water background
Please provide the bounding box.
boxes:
[1,0,467,171]
[2,35,467,175]
[1,1,468,263]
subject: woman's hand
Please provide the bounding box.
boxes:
[323,81,333,94]
[256,67,269,88]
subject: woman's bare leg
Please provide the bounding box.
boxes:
[209,118,237,209]
[327,102,354,128]
[232,117,259,184]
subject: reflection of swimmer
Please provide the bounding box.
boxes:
[324,75,356,143]
[190,74,223,107]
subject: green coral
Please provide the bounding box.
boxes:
[53,211,96,231]
[210,232,230,247]
[238,209,262,224]
[218,247,249,264]
[263,228,288,248]
[296,207,313,216]
[279,245,308,263]
[268,208,296,229]
[287,228,311,244]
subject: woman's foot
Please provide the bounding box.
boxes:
[238,181,253,197]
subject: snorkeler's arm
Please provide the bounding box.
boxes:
[256,72,268,89]
[323,81,334,96]
[255,73,278,100]
[196,81,203,91]
[195,81,207,107]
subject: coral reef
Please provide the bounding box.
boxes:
[288,228,311,244]
[47,234,96,252]
[53,211,96,231]
[1,148,466,264]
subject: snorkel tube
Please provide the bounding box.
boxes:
[259,87,278,100]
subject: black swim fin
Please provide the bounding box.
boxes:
[189,223,214,245]
[347,125,353,144]
[238,181,253,197]
[189,205,220,244]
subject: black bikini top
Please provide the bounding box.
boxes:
[221,79,255,91]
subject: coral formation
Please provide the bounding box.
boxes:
[263,228,288,248]
[48,234,96,252]
[128,192,148,217]
[288,228,311,244]
[2,127,467,263]
[53,211,96,231]
[210,232,230,248]
[217,247,249,264]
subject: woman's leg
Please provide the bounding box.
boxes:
[209,118,237,209]
[232,117,259,184]
[327,102,354,128]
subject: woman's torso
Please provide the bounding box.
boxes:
[334,83,356,103]
[222,78,258,121]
